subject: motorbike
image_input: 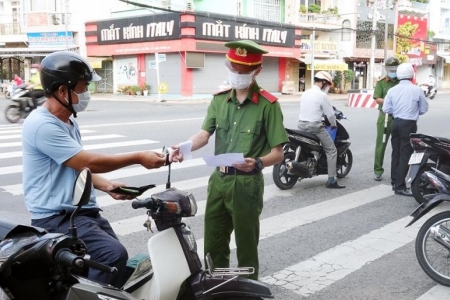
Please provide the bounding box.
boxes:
[406,167,450,286]
[272,107,352,190]
[4,84,45,123]
[0,159,274,299]
[420,84,437,99]
[407,133,450,204]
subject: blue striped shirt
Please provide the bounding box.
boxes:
[382,80,428,120]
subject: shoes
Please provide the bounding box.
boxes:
[374,174,382,181]
[394,189,413,197]
[326,181,346,189]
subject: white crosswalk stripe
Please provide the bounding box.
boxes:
[1,124,449,299]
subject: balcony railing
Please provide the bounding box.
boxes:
[0,23,21,35]
[297,13,341,26]
[24,12,71,27]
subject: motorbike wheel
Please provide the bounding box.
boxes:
[411,164,438,204]
[272,152,299,190]
[416,211,450,287]
[4,105,21,123]
[336,149,353,178]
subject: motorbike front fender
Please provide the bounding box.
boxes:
[406,193,450,227]
[188,273,274,299]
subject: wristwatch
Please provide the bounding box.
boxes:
[254,158,264,172]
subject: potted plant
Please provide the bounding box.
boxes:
[130,85,139,95]
[332,71,342,93]
[139,83,150,96]
[343,70,355,92]
[300,5,307,13]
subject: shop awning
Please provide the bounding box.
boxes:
[87,57,112,69]
[0,46,78,57]
[305,59,348,71]
[438,54,450,64]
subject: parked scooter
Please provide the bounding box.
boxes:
[407,133,450,204]
[0,163,274,299]
[420,84,437,99]
[406,167,450,286]
[272,107,352,190]
[4,84,45,123]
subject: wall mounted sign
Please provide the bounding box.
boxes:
[194,15,295,47]
[97,13,181,45]
[27,32,74,47]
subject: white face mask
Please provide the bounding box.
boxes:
[70,90,91,112]
[322,85,331,93]
[227,68,256,90]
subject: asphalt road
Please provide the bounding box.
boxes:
[1,92,450,299]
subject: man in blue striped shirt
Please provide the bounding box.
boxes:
[382,62,428,196]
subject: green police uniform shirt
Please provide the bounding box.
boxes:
[373,76,399,111]
[202,82,288,158]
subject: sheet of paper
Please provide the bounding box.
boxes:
[179,140,193,160]
[202,153,245,167]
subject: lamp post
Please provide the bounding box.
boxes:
[368,0,378,90]
[65,0,69,50]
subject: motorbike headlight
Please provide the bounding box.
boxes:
[188,193,197,216]
[181,226,197,252]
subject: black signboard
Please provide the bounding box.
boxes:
[97,13,181,45]
[194,15,295,47]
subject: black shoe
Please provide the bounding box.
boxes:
[394,189,413,197]
[326,181,346,189]
[374,174,382,181]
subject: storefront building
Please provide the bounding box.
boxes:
[85,12,302,96]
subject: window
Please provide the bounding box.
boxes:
[342,19,351,41]
[254,0,281,22]
[236,0,242,16]
[24,0,47,12]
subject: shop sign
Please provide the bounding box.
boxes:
[397,14,428,65]
[27,32,74,47]
[97,13,181,45]
[300,40,337,55]
[195,15,295,47]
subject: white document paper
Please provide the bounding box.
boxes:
[202,153,245,167]
[179,140,193,160]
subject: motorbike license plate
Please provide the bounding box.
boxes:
[408,152,424,165]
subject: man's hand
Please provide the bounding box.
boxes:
[233,158,256,172]
[106,181,135,200]
[169,146,184,163]
[140,151,167,169]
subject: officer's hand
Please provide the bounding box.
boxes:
[169,146,184,163]
[233,158,255,173]
[140,151,166,169]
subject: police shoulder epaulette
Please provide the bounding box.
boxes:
[213,88,232,96]
[259,88,278,103]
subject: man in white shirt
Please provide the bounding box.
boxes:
[297,71,345,189]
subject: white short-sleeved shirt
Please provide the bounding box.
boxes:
[22,107,98,219]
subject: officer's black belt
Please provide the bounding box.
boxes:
[217,166,260,176]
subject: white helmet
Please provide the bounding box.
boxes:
[314,71,333,86]
[396,63,414,80]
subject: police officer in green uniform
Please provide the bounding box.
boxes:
[373,56,400,182]
[170,40,288,280]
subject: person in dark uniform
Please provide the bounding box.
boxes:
[373,56,400,183]
[382,63,428,196]
[169,40,288,280]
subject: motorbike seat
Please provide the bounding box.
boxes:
[438,137,450,144]
[287,129,321,142]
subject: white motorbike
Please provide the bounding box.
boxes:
[420,84,437,99]
[0,162,273,299]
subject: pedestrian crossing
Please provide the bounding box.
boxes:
[1,124,449,299]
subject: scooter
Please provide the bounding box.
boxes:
[0,163,274,299]
[272,107,352,190]
[407,133,450,204]
[4,84,45,123]
[406,168,450,286]
[420,84,437,99]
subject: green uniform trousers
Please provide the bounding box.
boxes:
[374,111,393,176]
[204,170,264,280]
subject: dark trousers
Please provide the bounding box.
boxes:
[32,209,128,287]
[29,90,44,109]
[390,118,417,190]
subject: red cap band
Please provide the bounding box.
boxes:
[226,48,263,66]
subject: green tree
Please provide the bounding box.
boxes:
[396,22,418,63]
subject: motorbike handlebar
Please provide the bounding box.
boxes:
[132,197,156,210]
[56,250,85,271]
[85,258,118,274]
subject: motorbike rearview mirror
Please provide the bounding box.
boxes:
[72,168,92,207]
[69,168,92,238]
